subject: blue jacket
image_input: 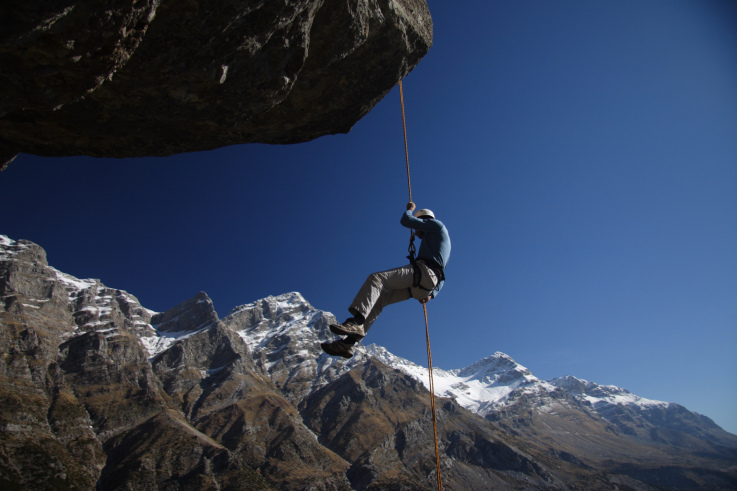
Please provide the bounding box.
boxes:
[400,210,451,296]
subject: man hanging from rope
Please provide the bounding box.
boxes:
[321,201,451,359]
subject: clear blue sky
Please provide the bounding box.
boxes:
[2,1,736,433]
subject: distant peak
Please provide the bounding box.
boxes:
[152,291,219,333]
[0,235,47,265]
[272,291,308,304]
[227,291,311,317]
[457,351,522,375]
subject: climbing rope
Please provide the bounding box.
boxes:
[399,79,443,491]
[424,302,443,490]
[400,80,417,263]
[399,80,412,203]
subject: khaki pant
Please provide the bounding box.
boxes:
[349,261,439,334]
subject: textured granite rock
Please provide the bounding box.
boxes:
[0,0,433,165]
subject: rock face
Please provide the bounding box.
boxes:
[0,0,432,165]
[0,236,351,490]
[2,234,737,490]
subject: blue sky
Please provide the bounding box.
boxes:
[2,1,736,433]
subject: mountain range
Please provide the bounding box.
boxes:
[2,234,736,490]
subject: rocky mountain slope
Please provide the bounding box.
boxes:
[2,234,736,490]
[0,0,432,166]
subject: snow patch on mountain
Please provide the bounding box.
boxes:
[140,327,207,358]
[53,269,98,294]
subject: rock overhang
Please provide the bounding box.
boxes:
[0,0,433,166]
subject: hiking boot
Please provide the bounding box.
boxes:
[320,340,354,359]
[329,318,365,339]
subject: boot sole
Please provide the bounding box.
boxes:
[329,323,365,338]
[320,342,353,359]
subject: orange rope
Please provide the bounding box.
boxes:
[399,79,417,256]
[423,303,443,490]
[400,79,443,490]
[399,80,412,203]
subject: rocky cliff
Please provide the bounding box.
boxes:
[0,0,433,167]
[2,234,736,490]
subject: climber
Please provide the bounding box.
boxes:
[320,201,451,359]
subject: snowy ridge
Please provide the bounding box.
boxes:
[51,268,157,337]
[549,375,667,410]
[228,291,308,317]
[365,339,670,421]
[367,345,541,415]
[52,265,198,359]
[52,268,98,294]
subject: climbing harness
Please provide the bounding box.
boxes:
[411,259,445,298]
[399,79,443,491]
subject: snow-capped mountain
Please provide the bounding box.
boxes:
[220,291,737,458]
[0,234,680,430]
[219,291,373,403]
[3,234,736,490]
[367,343,672,424]
[368,345,544,415]
[181,289,706,434]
